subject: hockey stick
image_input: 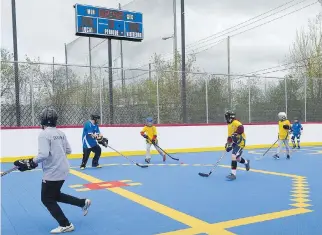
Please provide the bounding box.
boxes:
[198,151,226,177]
[107,145,148,168]
[147,137,179,161]
[1,166,18,177]
[255,139,278,161]
[154,143,179,161]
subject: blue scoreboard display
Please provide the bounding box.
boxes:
[74,4,143,41]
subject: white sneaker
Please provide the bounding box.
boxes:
[50,223,74,234]
[82,199,91,216]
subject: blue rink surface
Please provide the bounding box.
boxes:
[1,146,322,235]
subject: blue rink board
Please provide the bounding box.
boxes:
[1,146,322,235]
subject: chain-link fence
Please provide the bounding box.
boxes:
[1,60,321,126]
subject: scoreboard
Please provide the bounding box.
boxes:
[74,4,143,41]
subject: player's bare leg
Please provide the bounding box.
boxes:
[226,153,237,181]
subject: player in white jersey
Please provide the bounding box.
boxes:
[14,107,91,234]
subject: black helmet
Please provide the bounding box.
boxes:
[40,107,58,127]
[90,114,100,120]
[90,114,100,124]
[225,110,236,124]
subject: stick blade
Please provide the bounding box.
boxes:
[198,172,210,177]
[137,163,149,168]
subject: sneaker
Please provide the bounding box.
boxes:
[273,154,280,160]
[80,166,85,170]
[50,223,74,234]
[92,164,102,168]
[145,158,150,164]
[245,159,250,171]
[297,146,300,149]
[82,199,91,216]
[226,173,236,181]
[162,154,166,162]
[286,155,290,160]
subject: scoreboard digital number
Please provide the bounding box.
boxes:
[74,3,143,41]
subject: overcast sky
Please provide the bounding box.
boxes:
[1,0,321,78]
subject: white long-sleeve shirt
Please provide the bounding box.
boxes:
[33,127,71,181]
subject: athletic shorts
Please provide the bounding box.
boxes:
[232,144,243,158]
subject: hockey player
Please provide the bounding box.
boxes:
[140,117,166,163]
[80,114,107,169]
[273,112,291,160]
[13,107,91,234]
[224,111,250,181]
[291,117,303,149]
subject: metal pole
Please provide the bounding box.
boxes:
[89,37,93,93]
[304,76,307,122]
[227,36,232,110]
[64,43,69,89]
[30,75,35,126]
[284,77,288,116]
[99,67,103,125]
[180,0,187,123]
[52,57,55,94]
[119,3,125,91]
[11,0,21,126]
[149,63,152,80]
[157,76,160,124]
[173,0,178,82]
[205,78,209,124]
[248,77,251,123]
[108,39,114,124]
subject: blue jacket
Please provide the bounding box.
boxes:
[82,120,101,148]
[291,122,303,135]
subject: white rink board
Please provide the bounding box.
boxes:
[1,123,321,158]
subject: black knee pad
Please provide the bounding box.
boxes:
[231,160,237,169]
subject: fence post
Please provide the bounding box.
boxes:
[52,57,55,94]
[248,77,251,123]
[284,77,288,115]
[304,76,307,122]
[30,74,35,126]
[157,76,160,124]
[205,77,209,123]
[99,67,103,125]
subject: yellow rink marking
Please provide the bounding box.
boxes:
[68,165,313,235]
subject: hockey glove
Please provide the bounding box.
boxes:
[98,137,108,147]
[14,158,38,172]
[151,135,157,144]
[225,143,232,152]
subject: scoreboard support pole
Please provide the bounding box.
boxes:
[180,0,187,123]
[11,0,21,126]
[108,38,114,124]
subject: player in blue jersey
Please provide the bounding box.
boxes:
[80,114,107,169]
[291,117,303,149]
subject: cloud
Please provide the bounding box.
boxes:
[1,0,321,78]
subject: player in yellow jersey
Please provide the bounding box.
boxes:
[140,117,166,163]
[224,111,250,181]
[273,112,291,160]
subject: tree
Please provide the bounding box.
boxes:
[287,13,322,121]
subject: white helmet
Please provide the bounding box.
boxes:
[278,112,287,120]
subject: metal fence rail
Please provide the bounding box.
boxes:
[1,61,321,126]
